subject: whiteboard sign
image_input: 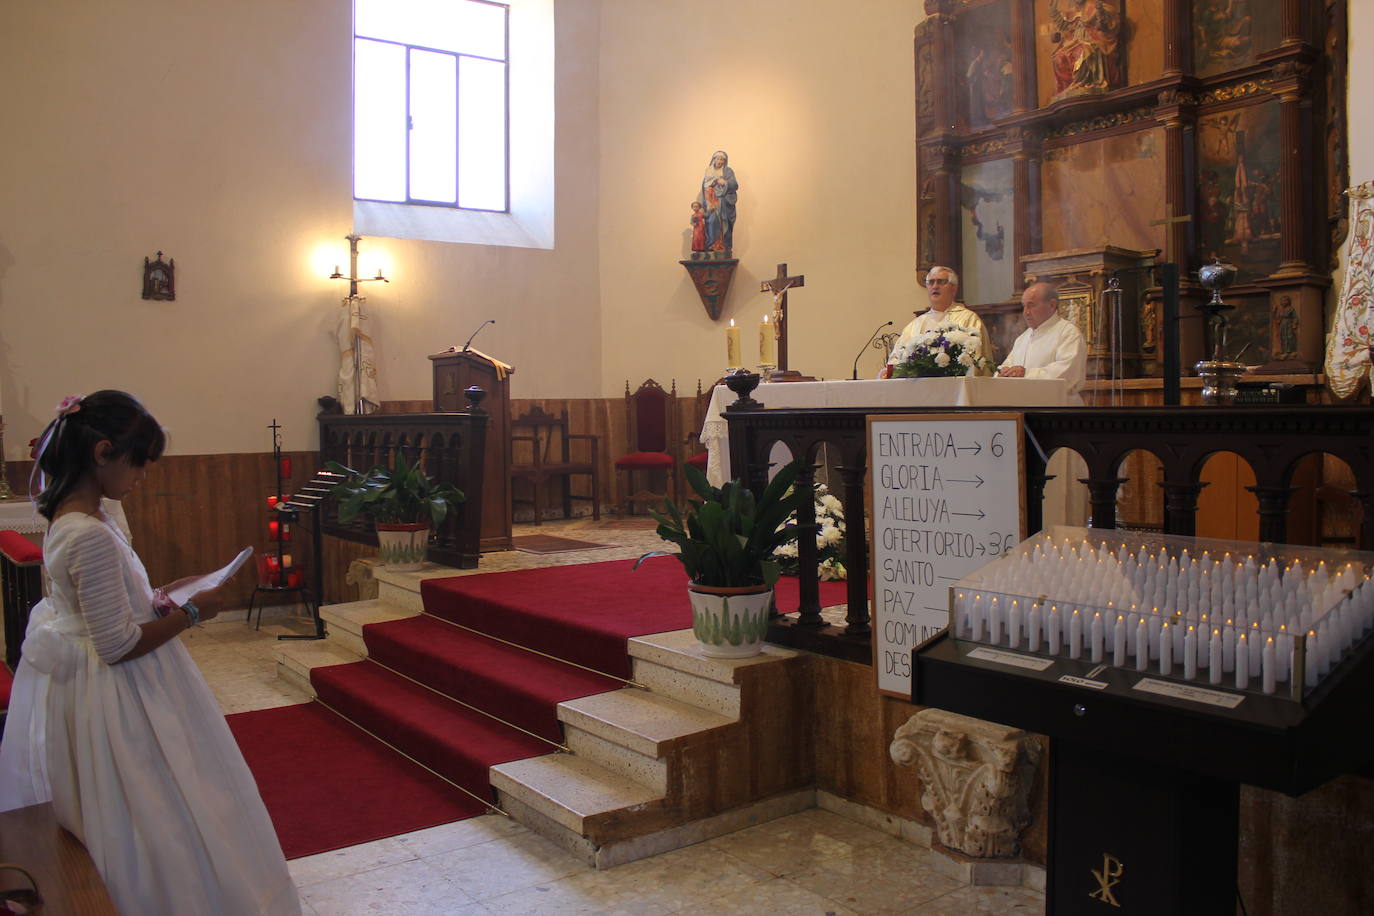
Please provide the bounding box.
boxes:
[869,413,1025,698]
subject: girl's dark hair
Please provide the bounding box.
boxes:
[34,390,166,520]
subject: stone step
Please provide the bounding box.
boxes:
[557,688,733,794]
[627,629,798,718]
[275,639,363,697]
[491,752,663,840]
[318,597,418,655]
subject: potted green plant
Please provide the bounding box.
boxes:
[326,452,464,571]
[636,458,809,657]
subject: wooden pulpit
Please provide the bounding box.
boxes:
[430,348,513,552]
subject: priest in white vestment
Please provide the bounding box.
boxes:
[880,266,992,377]
[997,282,1087,404]
[998,280,1089,526]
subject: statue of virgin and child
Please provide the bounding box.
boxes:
[689,150,738,260]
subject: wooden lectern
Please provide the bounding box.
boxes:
[430,348,513,552]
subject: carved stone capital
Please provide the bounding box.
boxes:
[890,709,1041,859]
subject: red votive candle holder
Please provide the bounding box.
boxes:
[268,520,280,539]
[265,555,280,573]
[286,568,304,588]
[267,496,278,509]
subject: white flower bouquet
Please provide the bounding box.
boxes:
[889,323,990,378]
[775,483,847,581]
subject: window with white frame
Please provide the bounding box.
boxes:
[354,0,509,212]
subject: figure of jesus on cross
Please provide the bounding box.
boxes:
[760,262,805,373]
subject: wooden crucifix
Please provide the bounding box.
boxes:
[760,262,805,372]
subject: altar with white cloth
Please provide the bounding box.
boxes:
[699,376,1071,487]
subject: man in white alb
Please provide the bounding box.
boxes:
[880,266,991,378]
[997,281,1087,403]
[998,280,1089,526]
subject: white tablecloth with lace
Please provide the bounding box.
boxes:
[698,377,1071,486]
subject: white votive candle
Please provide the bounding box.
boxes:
[1136,617,1149,671]
[1112,615,1127,667]
[1235,634,1250,689]
[1027,604,1042,653]
[1222,621,1236,672]
[1069,609,1084,660]
[1158,623,1172,675]
[1047,606,1062,655]
[1090,612,1104,663]
[1007,600,1022,649]
[989,598,1003,645]
[1262,637,1277,694]
[1210,628,1224,684]
[1184,626,1198,680]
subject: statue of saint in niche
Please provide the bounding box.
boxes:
[1048,0,1123,101]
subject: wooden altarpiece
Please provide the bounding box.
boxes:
[915,0,1349,376]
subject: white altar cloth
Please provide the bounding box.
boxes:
[699,376,1071,486]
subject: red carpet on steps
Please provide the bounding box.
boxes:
[420,556,850,679]
[227,702,487,859]
[360,615,621,743]
[310,660,550,793]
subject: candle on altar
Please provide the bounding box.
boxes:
[726,320,742,369]
[1235,633,1250,688]
[1159,623,1173,675]
[1184,626,1198,680]
[1262,636,1277,694]
[1112,615,1127,667]
[759,315,777,366]
[1068,609,1083,659]
[1135,616,1149,671]
[1209,628,1224,684]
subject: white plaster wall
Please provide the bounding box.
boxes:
[596,1,925,393]
[0,0,602,456]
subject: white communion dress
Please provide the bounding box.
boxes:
[0,511,299,915]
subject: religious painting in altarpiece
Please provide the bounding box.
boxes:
[914,0,1347,378]
[1041,128,1165,256]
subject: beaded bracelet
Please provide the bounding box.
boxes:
[181,601,201,627]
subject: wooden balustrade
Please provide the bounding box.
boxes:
[725,403,1374,662]
[318,408,487,569]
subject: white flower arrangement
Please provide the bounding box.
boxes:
[889,323,990,378]
[775,483,847,581]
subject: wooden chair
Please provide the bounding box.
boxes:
[616,379,678,516]
[510,406,601,523]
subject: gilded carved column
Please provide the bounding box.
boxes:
[1272,59,1315,275]
[1006,127,1042,285]
[1162,0,1190,76]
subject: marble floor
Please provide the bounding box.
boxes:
[185,519,1046,914]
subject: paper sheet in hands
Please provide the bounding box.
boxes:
[168,546,254,606]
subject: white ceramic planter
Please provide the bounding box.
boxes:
[687,584,773,658]
[376,522,430,571]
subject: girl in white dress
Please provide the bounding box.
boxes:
[0,391,299,915]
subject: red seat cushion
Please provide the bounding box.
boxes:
[0,530,41,565]
[686,452,708,469]
[615,451,675,470]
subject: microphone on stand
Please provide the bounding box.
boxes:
[460,319,496,352]
[852,320,894,379]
